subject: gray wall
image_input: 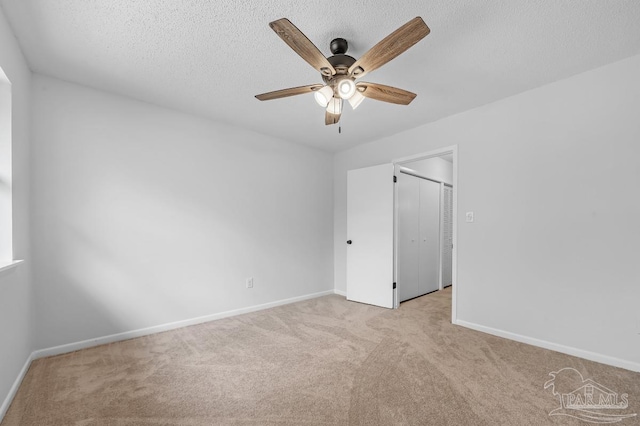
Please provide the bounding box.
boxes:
[31,75,334,349]
[334,54,640,369]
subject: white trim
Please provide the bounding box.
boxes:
[0,352,33,421]
[334,289,347,297]
[455,319,640,373]
[393,146,456,165]
[450,146,458,324]
[392,145,458,323]
[438,182,444,291]
[393,164,399,308]
[33,289,335,359]
[0,260,24,274]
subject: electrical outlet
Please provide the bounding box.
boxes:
[466,212,474,223]
[246,277,253,289]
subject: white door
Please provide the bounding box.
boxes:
[419,178,441,294]
[346,164,394,308]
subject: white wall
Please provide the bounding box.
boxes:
[402,157,453,185]
[0,5,33,414]
[31,75,334,349]
[334,54,640,370]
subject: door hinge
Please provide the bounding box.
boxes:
[393,282,397,289]
[393,175,397,183]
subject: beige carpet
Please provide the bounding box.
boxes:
[3,288,639,425]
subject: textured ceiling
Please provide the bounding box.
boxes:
[2,1,640,152]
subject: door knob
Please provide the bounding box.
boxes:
[346,240,352,244]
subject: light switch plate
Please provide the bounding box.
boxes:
[466,212,474,223]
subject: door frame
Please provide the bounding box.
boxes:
[392,145,458,324]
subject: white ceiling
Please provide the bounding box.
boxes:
[2,1,640,152]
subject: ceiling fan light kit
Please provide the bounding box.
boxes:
[314,85,334,107]
[326,97,343,115]
[337,78,356,100]
[256,16,430,126]
[348,90,365,110]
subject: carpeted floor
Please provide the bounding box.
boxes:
[3,288,639,425]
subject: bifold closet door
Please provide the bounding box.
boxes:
[397,173,421,302]
[397,173,441,302]
[419,179,441,295]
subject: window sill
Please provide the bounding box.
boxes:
[0,260,24,274]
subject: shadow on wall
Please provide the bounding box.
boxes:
[32,94,333,350]
[36,172,241,348]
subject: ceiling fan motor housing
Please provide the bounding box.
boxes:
[323,51,357,99]
[323,51,356,82]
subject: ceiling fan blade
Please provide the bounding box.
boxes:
[255,84,324,101]
[357,82,416,105]
[269,18,336,76]
[325,110,341,125]
[349,17,430,79]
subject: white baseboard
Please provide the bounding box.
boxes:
[0,352,33,421]
[334,289,346,297]
[455,319,640,373]
[1,289,334,423]
[33,289,335,359]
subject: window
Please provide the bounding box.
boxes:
[0,66,13,269]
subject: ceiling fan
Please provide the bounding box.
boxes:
[255,17,430,125]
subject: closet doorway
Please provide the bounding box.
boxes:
[345,146,457,321]
[393,149,456,310]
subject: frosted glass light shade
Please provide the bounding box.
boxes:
[337,78,356,99]
[348,90,365,110]
[326,97,343,115]
[314,85,334,107]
